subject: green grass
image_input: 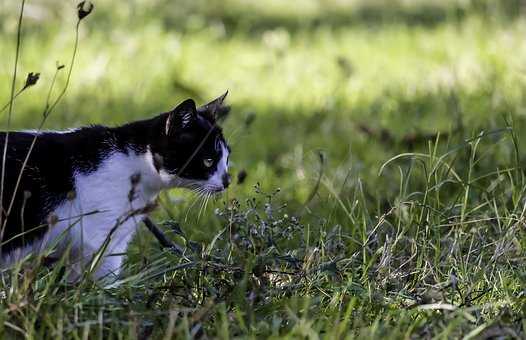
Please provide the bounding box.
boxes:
[0,0,525,338]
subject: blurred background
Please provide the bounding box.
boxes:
[1,0,526,231]
[2,2,526,336]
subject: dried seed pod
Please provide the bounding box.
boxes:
[77,1,94,20]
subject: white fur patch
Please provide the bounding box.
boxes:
[205,142,229,192]
[3,147,165,280]
[156,142,229,194]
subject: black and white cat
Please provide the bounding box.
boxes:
[0,93,231,280]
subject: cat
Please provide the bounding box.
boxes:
[0,92,231,281]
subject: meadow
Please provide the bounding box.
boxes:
[0,0,525,338]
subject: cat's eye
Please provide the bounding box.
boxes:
[203,158,214,168]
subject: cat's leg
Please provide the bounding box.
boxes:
[64,242,124,282]
[63,242,93,282]
[88,217,143,282]
[56,201,145,282]
[92,253,125,281]
[59,218,118,282]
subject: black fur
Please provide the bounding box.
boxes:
[0,96,229,253]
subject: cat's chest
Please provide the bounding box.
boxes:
[54,150,162,221]
[41,150,163,255]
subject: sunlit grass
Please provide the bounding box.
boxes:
[0,0,524,338]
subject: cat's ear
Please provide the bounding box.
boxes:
[197,91,229,122]
[165,99,197,135]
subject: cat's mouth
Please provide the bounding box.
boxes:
[184,182,225,196]
[170,176,227,195]
[201,185,226,195]
[198,174,230,195]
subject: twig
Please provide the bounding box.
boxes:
[143,217,185,255]
[302,151,325,209]
[0,72,40,115]
[0,0,26,239]
[2,5,89,239]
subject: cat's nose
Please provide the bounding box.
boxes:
[222,173,231,188]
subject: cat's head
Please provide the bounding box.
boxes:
[152,92,231,194]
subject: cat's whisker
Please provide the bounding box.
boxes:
[203,192,211,217]
[206,193,212,215]
[185,183,218,222]
[184,194,202,223]
[196,188,209,222]
[197,198,206,222]
[200,190,214,221]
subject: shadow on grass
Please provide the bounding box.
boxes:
[5,1,525,42]
[201,4,466,33]
[154,1,526,35]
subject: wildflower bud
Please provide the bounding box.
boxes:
[77,1,94,20]
[23,72,40,89]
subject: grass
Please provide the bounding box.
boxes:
[0,0,525,338]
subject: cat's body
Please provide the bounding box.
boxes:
[0,94,231,280]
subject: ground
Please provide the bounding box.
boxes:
[0,0,524,338]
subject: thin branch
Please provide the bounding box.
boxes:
[143,217,185,255]
[0,0,26,245]
[2,16,83,234]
